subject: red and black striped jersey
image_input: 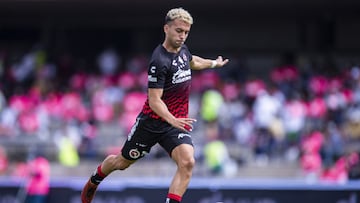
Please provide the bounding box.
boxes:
[141,44,192,120]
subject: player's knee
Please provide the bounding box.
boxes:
[178,156,195,171]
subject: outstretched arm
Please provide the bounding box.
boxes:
[190,55,229,70]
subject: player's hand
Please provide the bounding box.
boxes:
[215,56,229,67]
[169,117,197,132]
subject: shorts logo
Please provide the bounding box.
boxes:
[129,149,141,159]
[178,133,191,139]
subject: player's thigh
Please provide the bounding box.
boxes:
[171,144,194,164]
[121,125,159,160]
[159,129,194,160]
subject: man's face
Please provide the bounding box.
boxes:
[164,19,191,49]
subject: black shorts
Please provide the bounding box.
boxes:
[121,113,193,160]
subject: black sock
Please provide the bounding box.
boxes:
[90,165,106,185]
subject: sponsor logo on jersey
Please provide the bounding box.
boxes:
[148,75,157,82]
[148,66,158,82]
[150,66,156,73]
[172,68,191,84]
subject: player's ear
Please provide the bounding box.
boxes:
[164,24,169,34]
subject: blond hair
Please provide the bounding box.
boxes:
[165,8,193,25]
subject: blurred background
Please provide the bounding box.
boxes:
[0,0,360,202]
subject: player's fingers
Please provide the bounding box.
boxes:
[180,118,196,123]
[218,59,228,66]
[184,124,193,132]
[179,119,195,132]
[186,118,197,123]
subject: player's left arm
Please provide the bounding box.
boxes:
[190,55,229,70]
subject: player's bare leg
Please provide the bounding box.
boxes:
[166,144,195,203]
[81,154,135,203]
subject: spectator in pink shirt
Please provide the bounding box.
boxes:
[0,145,8,175]
[320,152,359,184]
[300,131,324,182]
[309,75,329,97]
[25,156,50,203]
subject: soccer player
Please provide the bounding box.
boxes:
[81,7,229,203]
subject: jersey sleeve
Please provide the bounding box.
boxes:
[147,59,167,89]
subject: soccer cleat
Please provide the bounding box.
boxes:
[81,179,98,203]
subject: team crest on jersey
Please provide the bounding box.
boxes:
[173,54,187,69]
[182,53,187,61]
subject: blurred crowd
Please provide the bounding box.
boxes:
[0,45,359,181]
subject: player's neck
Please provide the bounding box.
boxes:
[162,42,180,53]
